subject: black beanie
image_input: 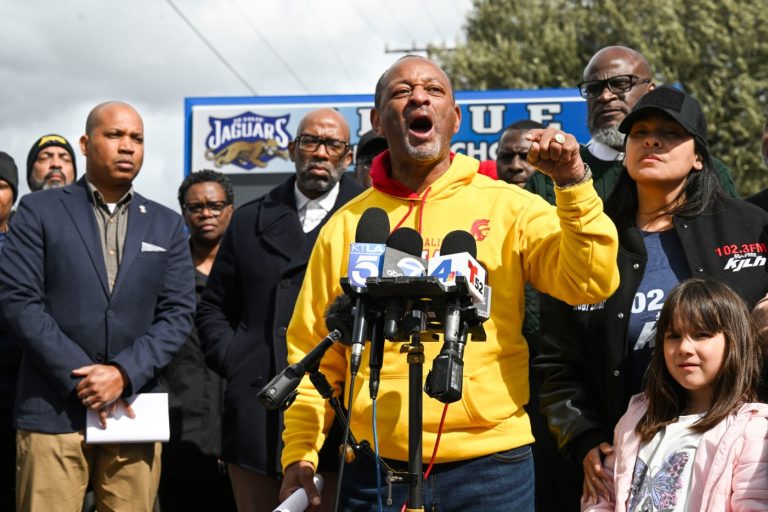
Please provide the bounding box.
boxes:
[26,134,78,189]
[0,151,19,204]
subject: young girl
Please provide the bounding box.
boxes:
[583,278,768,511]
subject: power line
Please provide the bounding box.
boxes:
[229,0,312,94]
[164,0,258,95]
[382,0,417,44]
[349,2,389,44]
[305,0,355,84]
[450,0,468,20]
[418,2,448,42]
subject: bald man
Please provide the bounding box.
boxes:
[527,46,737,204]
[197,108,363,512]
[0,101,195,511]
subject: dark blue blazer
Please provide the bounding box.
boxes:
[0,179,195,433]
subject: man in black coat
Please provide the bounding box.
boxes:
[196,108,363,512]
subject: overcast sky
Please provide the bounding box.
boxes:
[0,0,471,210]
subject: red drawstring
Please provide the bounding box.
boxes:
[391,186,432,236]
[391,200,414,233]
[416,186,431,235]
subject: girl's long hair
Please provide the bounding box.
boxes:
[636,278,763,441]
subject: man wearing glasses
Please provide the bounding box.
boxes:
[197,108,362,512]
[527,45,736,204]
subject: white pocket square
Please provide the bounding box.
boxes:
[141,242,167,253]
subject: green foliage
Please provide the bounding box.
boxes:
[435,0,768,195]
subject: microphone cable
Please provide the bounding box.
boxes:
[333,371,357,512]
[372,398,384,512]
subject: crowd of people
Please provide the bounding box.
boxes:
[0,44,767,512]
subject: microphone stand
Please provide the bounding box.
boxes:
[404,309,425,512]
[343,276,488,511]
[392,289,432,512]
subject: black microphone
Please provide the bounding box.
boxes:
[256,329,343,410]
[439,231,477,347]
[381,228,427,279]
[256,297,353,410]
[325,294,355,344]
[349,208,390,376]
[368,317,385,400]
[425,231,479,404]
[381,228,426,340]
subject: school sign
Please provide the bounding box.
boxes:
[184,88,588,176]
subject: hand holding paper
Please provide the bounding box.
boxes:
[86,393,169,443]
[73,364,125,410]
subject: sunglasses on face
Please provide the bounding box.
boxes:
[577,75,651,99]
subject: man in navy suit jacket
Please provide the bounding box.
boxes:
[0,101,195,512]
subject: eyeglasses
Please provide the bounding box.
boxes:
[497,151,528,163]
[183,201,231,216]
[577,75,651,99]
[295,134,350,157]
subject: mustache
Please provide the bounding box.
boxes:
[300,159,346,175]
[44,168,66,181]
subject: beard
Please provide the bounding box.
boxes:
[404,141,440,162]
[42,180,66,190]
[297,160,345,195]
[591,126,625,151]
[31,168,68,191]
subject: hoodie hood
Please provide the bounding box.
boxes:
[369,149,479,201]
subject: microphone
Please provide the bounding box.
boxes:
[348,208,390,376]
[346,207,389,287]
[257,298,352,410]
[425,231,484,404]
[324,294,355,344]
[427,231,487,304]
[381,228,427,278]
[272,474,324,512]
[368,316,385,400]
[256,330,343,410]
[381,228,426,340]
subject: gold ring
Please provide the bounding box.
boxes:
[554,133,566,144]
[82,398,90,407]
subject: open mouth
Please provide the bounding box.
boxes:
[409,117,433,134]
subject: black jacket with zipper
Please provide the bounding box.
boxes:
[534,196,768,466]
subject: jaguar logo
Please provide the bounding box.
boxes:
[206,139,288,168]
[204,111,292,171]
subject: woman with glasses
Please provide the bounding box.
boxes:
[534,86,768,508]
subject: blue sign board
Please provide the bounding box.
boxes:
[185,89,587,175]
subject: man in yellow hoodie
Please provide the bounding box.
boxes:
[278,56,620,512]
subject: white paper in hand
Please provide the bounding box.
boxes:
[273,474,324,512]
[85,393,169,444]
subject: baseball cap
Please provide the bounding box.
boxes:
[619,85,708,147]
[356,130,388,160]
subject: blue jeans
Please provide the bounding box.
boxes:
[339,445,534,512]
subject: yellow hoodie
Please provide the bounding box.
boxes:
[282,152,619,469]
